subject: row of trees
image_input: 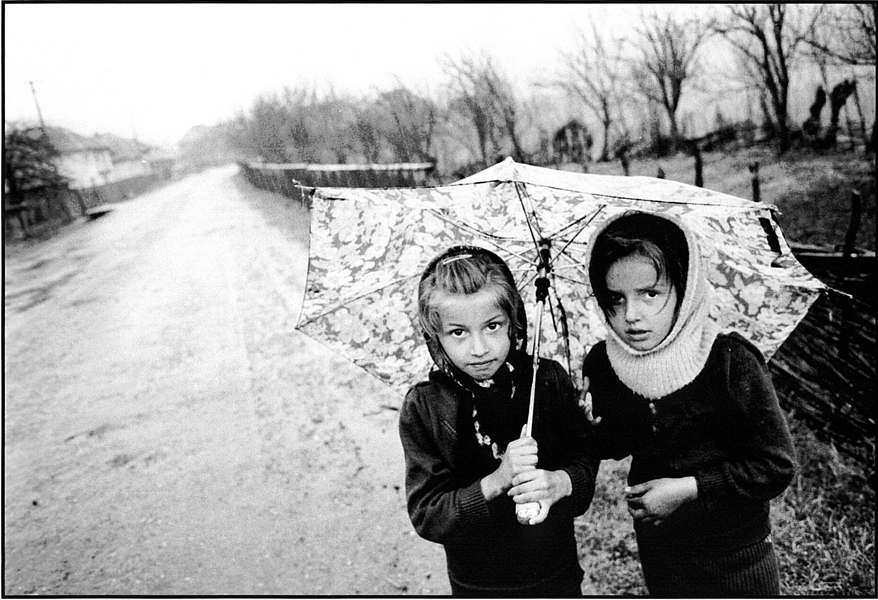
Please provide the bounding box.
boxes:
[228,84,437,166]
[227,4,875,176]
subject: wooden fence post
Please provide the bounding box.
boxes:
[657,166,665,179]
[73,189,90,216]
[693,145,703,188]
[843,190,862,258]
[749,161,761,202]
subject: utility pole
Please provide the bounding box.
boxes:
[29,80,47,137]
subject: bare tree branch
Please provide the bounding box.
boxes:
[714,3,809,153]
[630,9,714,153]
[550,22,627,161]
[802,3,877,67]
[440,50,526,167]
[375,83,438,163]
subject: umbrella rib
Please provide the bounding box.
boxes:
[547,284,573,375]
[425,209,518,247]
[513,182,544,248]
[503,182,775,210]
[547,206,605,270]
[549,204,605,241]
[424,208,539,270]
[298,275,416,325]
[552,271,591,289]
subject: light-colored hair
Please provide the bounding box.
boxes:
[418,247,525,344]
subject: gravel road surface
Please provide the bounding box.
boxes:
[4,165,449,595]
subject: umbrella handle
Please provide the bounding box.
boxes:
[517,304,542,526]
[519,245,549,526]
[524,297,544,438]
[515,500,541,525]
[519,302,543,526]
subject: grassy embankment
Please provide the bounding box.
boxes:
[576,145,875,596]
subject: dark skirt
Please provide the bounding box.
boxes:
[449,559,584,598]
[637,536,780,597]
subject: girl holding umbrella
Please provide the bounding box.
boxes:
[399,246,599,597]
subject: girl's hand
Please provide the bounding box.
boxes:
[579,376,602,425]
[508,469,573,524]
[625,477,698,526]
[505,432,539,478]
[481,427,537,500]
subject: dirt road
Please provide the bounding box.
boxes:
[3,166,449,595]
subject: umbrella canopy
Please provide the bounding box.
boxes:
[296,158,825,397]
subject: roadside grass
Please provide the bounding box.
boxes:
[575,410,876,596]
[576,456,646,596]
[775,414,876,596]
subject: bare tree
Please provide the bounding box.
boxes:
[482,62,527,163]
[229,84,363,164]
[235,90,295,163]
[803,3,876,149]
[375,84,438,163]
[803,4,876,67]
[280,85,321,162]
[352,101,383,164]
[630,10,713,154]
[552,22,627,161]
[312,90,359,163]
[714,4,809,153]
[440,51,526,167]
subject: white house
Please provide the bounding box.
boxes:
[44,127,115,189]
[91,133,153,182]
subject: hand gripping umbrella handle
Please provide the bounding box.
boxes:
[517,270,549,526]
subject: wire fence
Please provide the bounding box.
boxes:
[769,255,876,465]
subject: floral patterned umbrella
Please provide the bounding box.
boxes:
[296,158,825,398]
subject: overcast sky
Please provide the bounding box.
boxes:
[5,3,710,147]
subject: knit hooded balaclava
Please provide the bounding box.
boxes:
[587,212,719,400]
[417,246,527,381]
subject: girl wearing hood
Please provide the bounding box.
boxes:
[582,211,796,596]
[399,246,598,597]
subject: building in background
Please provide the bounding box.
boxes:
[43,126,114,189]
[36,127,169,189]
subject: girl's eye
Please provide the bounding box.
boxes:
[609,294,624,306]
[486,321,503,332]
[448,329,466,338]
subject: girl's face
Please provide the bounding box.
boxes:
[605,254,679,352]
[434,286,511,381]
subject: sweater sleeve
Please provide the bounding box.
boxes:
[580,344,637,460]
[398,386,491,545]
[694,336,797,513]
[543,361,600,517]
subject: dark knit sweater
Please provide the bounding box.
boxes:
[399,351,598,593]
[583,333,796,554]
